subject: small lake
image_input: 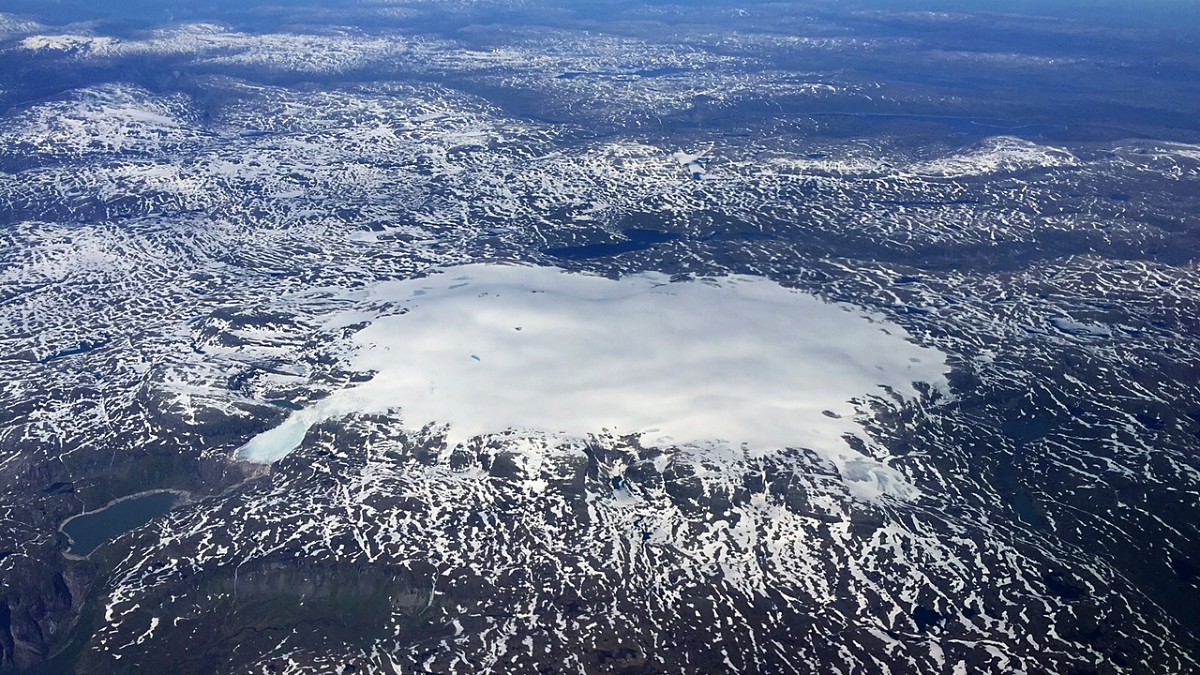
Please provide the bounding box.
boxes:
[61,491,182,557]
[543,228,679,260]
[40,338,108,363]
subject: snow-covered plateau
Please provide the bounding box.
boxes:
[1,1,1199,673]
[237,264,949,501]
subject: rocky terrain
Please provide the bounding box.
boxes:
[1,1,1199,672]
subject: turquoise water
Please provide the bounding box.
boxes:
[62,491,180,556]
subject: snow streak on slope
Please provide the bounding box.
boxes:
[237,264,949,500]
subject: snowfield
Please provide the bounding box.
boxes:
[238,264,950,499]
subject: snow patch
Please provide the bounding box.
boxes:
[671,149,709,179]
[19,34,115,53]
[908,136,1077,177]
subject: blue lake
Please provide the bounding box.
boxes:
[62,491,181,557]
[544,228,678,260]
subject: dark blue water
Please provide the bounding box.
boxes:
[41,339,108,363]
[62,491,180,556]
[912,605,944,631]
[544,228,678,260]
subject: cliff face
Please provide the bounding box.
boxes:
[0,425,256,673]
[0,566,86,671]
